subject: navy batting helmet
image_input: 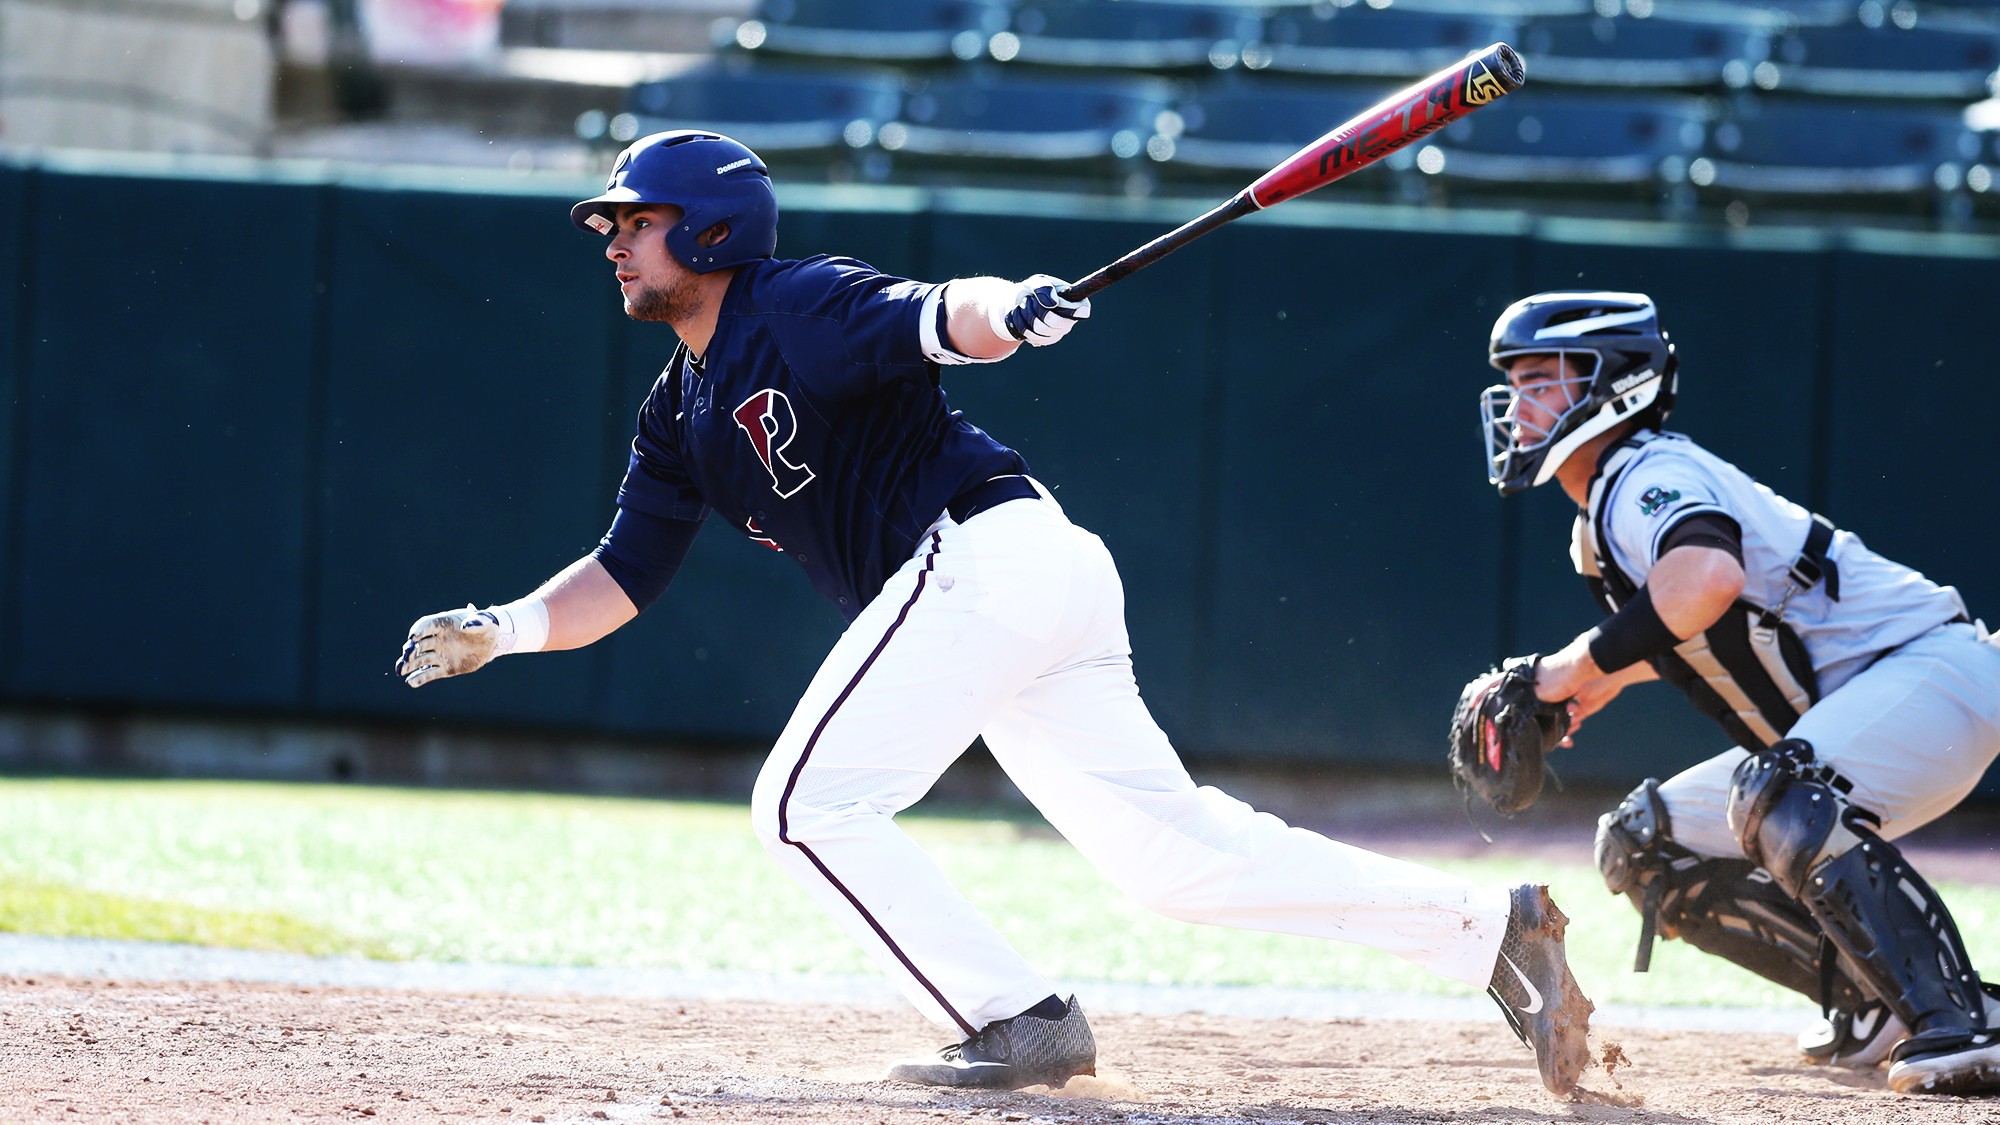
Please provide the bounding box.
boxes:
[571,130,778,273]
[1479,291,1677,495]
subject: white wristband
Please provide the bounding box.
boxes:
[488,597,550,655]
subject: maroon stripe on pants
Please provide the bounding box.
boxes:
[776,532,978,1036]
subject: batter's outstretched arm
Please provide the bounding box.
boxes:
[938,276,1092,361]
[535,556,639,649]
[394,556,639,688]
[1534,545,1745,729]
[396,506,701,687]
[942,278,1022,360]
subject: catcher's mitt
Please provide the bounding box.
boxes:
[1449,656,1571,815]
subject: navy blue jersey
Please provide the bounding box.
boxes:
[616,255,1029,619]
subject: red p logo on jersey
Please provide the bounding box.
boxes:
[732,389,817,498]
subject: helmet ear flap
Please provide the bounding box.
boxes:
[1649,349,1679,427]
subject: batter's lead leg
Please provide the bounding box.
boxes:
[1487,884,1595,1096]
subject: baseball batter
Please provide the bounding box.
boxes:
[1461,291,2000,1096]
[394,131,1593,1095]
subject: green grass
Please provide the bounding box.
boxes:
[0,873,387,957]
[0,777,1992,1009]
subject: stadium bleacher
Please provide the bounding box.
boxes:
[622,68,904,153]
[877,74,1174,164]
[993,1,1262,70]
[1981,127,2000,192]
[1258,6,1519,78]
[1416,90,1710,190]
[1520,13,1769,88]
[1760,21,2000,98]
[728,0,1009,62]
[1690,98,1978,195]
[1166,84,1382,174]
[599,0,2000,228]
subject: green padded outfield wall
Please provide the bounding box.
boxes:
[7,170,323,709]
[2,154,1996,787]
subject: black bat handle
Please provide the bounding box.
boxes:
[1057,192,1261,303]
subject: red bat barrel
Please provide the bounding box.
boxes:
[1248,42,1526,208]
[1059,43,1525,304]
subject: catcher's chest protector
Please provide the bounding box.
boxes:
[1574,435,1835,751]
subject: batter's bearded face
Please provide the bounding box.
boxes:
[606,203,699,323]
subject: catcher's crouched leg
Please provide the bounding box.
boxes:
[1594,778,1901,1066]
[1729,740,2000,1095]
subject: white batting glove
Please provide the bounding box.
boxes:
[395,600,547,688]
[996,274,1091,347]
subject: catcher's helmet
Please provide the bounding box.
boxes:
[1480,291,1677,495]
[571,130,777,273]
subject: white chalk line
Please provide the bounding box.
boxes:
[0,932,1816,1034]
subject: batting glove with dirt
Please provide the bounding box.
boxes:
[396,599,548,687]
[396,605,502,688]
[998,275,1091,346]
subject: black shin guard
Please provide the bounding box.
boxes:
[1811,832,1985,1035]
[1730,741,1988,1039]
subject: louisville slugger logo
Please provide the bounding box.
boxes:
[732,389,817,498]
[1464,60,1505,107]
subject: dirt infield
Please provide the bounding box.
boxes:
[0,977,1989,1124]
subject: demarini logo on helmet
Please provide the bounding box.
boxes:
[716,158,753,174]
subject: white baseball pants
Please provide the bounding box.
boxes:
[1656,621,2000,859]
[749,487,1512,1035]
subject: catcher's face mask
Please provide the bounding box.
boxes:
[1481,350,1599,489]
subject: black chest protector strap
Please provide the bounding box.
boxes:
[1575,435,1836,752]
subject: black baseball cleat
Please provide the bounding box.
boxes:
[886,995,1096,1090]
[1799,998,1906,1068]
[1887,1027,2000,1095]
[1885,984,2000,1094]
[1487,884,1594,1096]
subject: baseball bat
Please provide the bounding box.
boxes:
[1058,42,1526,303]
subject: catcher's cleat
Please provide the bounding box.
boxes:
[886,995,1096,1090]
[1884,983,2000,1094]
[1799,1000,1906,1068]
[1887,1028,2000,1095]
[1487,884,1594,1096]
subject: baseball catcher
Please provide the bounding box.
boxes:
[1457,290,2000,1096]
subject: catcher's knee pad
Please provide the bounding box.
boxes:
[1726,739,1853,897]
[1595,779,1690,971]
[1596,778,1860,1006]
[1728,740,1987,1035]
[1595,778,1673,899]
